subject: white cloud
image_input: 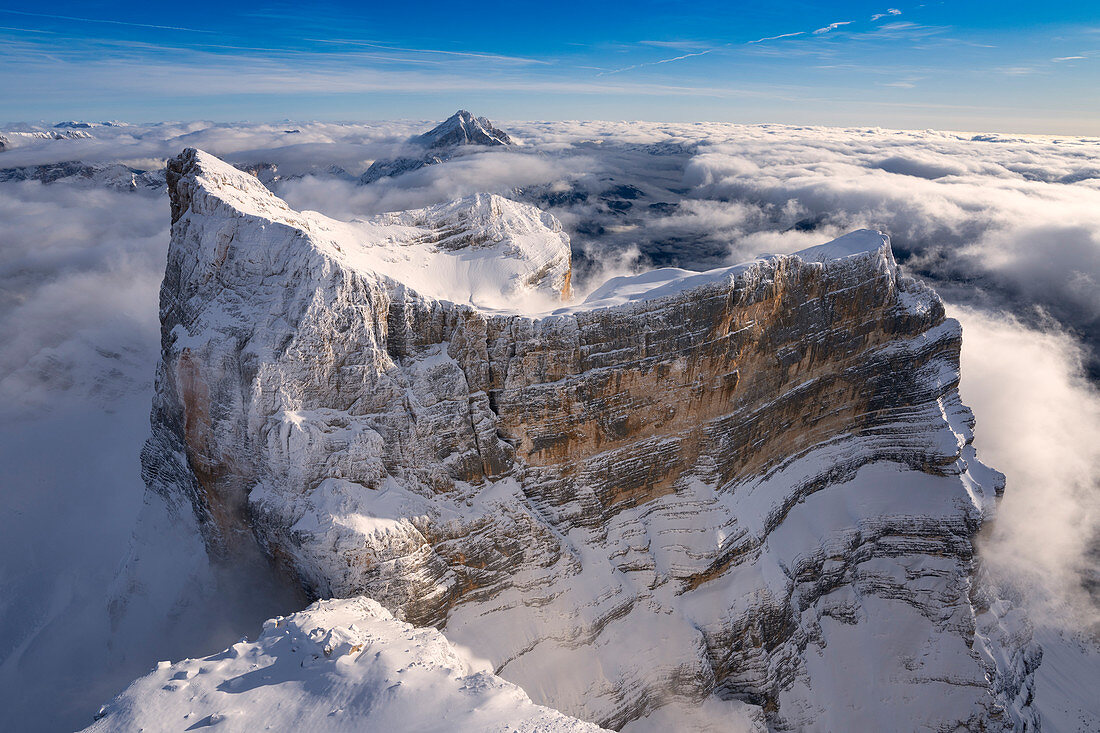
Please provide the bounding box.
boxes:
[0,181,165,410]
[953,306,1100,630]
[747,31,805,44]
[598,48,716,76]
[871,8,903,21]
[676,124,1100,349]
[2,116,1099,729]
[813,21,854,35]
[0,8,214,33]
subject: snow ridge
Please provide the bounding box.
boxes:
[125,147,1037,731]
[416,110,514,149]
[86,597,605,733]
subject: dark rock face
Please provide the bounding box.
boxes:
[143,148,1037,731]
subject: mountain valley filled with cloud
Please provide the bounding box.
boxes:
[1,114,1098,731]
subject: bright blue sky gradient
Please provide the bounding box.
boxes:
[1,1,1098,133]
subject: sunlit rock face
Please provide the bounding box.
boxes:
[142,147,1036,731]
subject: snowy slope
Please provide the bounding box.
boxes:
[416,110,513,149]
[565,228,890,312]
[126,147,1036,731]
[85,597,605,733]
[166,149,570,311]
[3,118,1098,733]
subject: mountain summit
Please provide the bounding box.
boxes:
[359,110,513,184]
[415,110,513,149]
[113,147,1039,732]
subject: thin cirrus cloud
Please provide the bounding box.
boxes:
[749,19,861,45]
[303,38,551,66]
[871,8,903,22]
[2,6,1099,134]
[747,31,806,44]
[812,20,854,35]
[598,48,716,76]
[0,8,214,33]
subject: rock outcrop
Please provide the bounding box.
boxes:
[359,110,513,184]
[140,148,1035,730]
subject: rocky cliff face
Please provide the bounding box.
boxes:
[142,148,1036,730]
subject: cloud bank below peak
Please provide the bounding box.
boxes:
[1,115,1098,731]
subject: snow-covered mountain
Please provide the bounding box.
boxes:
[109,147,1038,731]
[0,129,93,153]
[53,121,128,129]
[0,161,164,190]
[415,109,513,149]
[86,597,605,733]
[359,110,514,184]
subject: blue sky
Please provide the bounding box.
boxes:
[1,1,1098,133]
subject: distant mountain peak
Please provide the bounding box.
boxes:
[358,111,515,184]
[415,110,513,149]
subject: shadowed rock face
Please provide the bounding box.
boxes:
[143,148,1037,731]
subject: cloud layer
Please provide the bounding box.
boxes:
[953,306,1100,630]
[1,116,1098,728]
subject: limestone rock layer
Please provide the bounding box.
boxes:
[142,148,1035,731]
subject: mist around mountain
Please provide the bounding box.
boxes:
[357,110,514,184]
[1,112,1098,731]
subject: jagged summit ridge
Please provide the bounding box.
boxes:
[165,148,570,308]
[131,147,1036,731]
[359,110,514,184]
[416,109,513,148]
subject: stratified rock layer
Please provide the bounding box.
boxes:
[142,148,1033,731]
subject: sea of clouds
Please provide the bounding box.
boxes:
[1,117,1097,730]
